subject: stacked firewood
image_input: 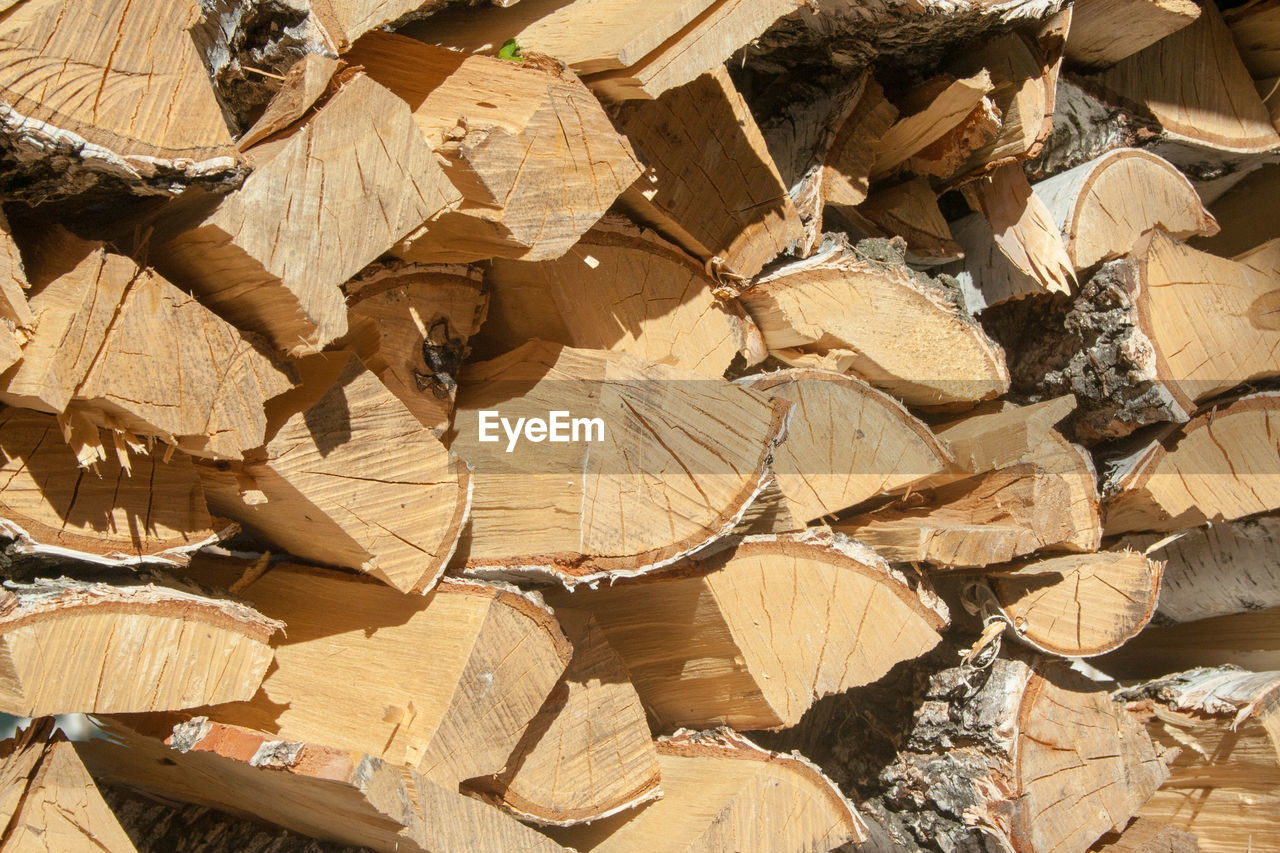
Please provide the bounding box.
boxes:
[0,0,1277,851]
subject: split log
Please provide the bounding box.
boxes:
[414,0,801,101]
[468,609,661,826]
[878,656,1169,853]
[0,211,29,373]
[81,715,568,853]
[949,163,1075,310]
[614,66,804,288]
[1103,392,1280,535]
[0,233,295,461]
[449,341,788,586]
[978,550,1163,657]
[1033,148,1219,271]
[0,575,281,716]
[548,530,948,730]
[348,31,641,265]
[549,729,865,852]
[1117,515,1280,623]
[1191,162,1280,257]
[469,217,765,376]
[343,261,487,435]
[1090,1,1280,156]
[186,558,572,787]
[0,408,214,561]
[1098,605,1280,679]
[994,233,1280,443]
[1025,428,1105,552]
[845,178,964,267]
[739,236,1010,407]
[197,352,470,594]
[152,72,460,357]
[1118,667,1280,853]
[932,395,1076,476]
[736,369,953,524]
[837,462,1079,567]
[0,721,136,852]
[1090,818,1202,853]
[1064,0,1200,69]
[236,54,341,152]
[0,0,242,202]
[1226,0,1280,79]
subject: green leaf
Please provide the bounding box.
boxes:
[498,38,524,62]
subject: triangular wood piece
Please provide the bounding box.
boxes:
[547,530,948,730]
[185,557,572,787]
[153,72,460,356]
[737,369,953,524]
[471,217,764,376]
[449,341,788,586]
[871,71,996,182]
[469,609,661,826]
[933,396,1077,476]
[847,177,964,267]
[0,722,136,852]
[0,574,281,716]
[615,66,804,288]
[1066,0,1201,69]
[549,729,866,852]
[79,715,569,853]
[739,237,1010,406]
[197,352,470,594]
[349,31,641,265]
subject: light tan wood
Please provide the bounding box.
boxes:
[884,657,1169,853]
[738,369,953,524]
[955,164,1075,307]
[154,72,460,357]
[1066,0,1201,68]
[185,558,573,787]
[470,609,661,826]
[838,463,1077,567]
[197,352,469,594]
[739,237,1010,406]
[0,408,213,560]
[615,66,803,288]
[1033,148,1219,270]
[983,551,1163,657]
[413,0,800,100]
[934,396,1076,475]
[1025,429,1105,552]
[1093,1,1280,154]
[350,31,641,265]
[80,715,568,853]
[0,575,281,716]
[0,211,29,375]
[1105,392,1280,534]
[1226,0,1280,78]
[344,262,487,435]
[450,341,788,586]
[238,54,340,150]
[848,178,964,266]
[1118,515,1280,623]
[823,77,899,209]
[872,71,995,181]
[471,217,764,376]
[1101,605,1280,678]
[548,530,948,730]
[1119,667,1280,853]
[550,729,865,852]
[1090,818,1201,853]
[0,0,237,175]
[0,234,294,460]
[0,724,136,853]
[307,0,459,50]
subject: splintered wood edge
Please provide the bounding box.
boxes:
[163,716,375,782]
[658,728,868,845]
[458,397,792,589]
[985,552,1164,657]
[740,368,956,465]
[0,517,226,570]
[1117,666,1280,724]
[0,578,284,644]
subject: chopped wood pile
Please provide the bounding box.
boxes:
[2,0,1280,851]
